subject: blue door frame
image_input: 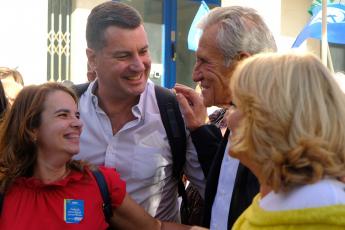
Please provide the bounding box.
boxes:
[162,0,177,88]
[162,0,220,88]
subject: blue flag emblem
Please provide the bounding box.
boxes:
[292,3,345,48]
[188,1,210,51]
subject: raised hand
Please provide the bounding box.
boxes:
[174,83,207,131]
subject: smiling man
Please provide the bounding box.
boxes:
[74,1,206,223]
[174,6,277,229]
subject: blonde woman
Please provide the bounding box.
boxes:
[229,52,345,229]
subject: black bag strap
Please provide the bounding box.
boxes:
[154,85,187,181]
[154,85,189,213]
[91,168,113,222]
[0,192,3,215]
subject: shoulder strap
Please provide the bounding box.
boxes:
[154,85,189,212]
[0,192,3,215]
[71,82,90,98]
[154,85,187,181]
[91,168,113,222]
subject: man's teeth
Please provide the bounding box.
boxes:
[127,75,141,80]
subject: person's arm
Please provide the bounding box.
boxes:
[109,194,208,230]
[174,83,222,177]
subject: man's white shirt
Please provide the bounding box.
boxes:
[74,80,205,221]
[210,142,239,230]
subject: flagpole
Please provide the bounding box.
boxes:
[327,45,334,73]
[321,0,328,66]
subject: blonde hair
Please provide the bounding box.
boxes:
[0,67,24,85]
[230,52,345,192]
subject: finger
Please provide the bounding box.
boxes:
[174,84,195,95]
[171,85,192,100]
[174,85,201,103]
[175,83,191,89]
[176,93,194,115]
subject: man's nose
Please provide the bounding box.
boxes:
[192,69,202,82]
[130,54,145,72]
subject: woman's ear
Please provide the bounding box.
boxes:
[31,129,39,143]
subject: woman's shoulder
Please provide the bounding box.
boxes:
[86,166,121,180]
[84,166,125,190]
[86,166,126,208]
[260,178,345,211]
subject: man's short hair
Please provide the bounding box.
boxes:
[86,1,143,50]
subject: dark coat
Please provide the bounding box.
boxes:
[192,125,259,229]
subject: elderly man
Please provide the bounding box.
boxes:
[174,6,277,229]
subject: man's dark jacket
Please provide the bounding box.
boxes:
[192,125,259,229]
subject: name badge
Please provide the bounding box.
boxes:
[64,199,84,223]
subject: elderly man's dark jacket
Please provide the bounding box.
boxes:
[192,125,259,229]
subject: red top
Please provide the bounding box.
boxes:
[0,166,126,230]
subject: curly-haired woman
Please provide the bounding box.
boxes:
[229,52,345,229]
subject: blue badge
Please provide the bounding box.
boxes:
[64,199,84,223]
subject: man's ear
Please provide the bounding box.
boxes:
[86,48,97,71]
[236,51,251,61]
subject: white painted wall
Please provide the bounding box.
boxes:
[70,0,107,84]
[0,0,48,85]
[70,8,90,84]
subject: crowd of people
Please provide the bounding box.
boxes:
[0,1,344,229]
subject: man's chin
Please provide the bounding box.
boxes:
[132,85,146,96]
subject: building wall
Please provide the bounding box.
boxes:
[0,0,324,85]
[69,0,322,84]
[70,0,107,84]
[0,0,48,85]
